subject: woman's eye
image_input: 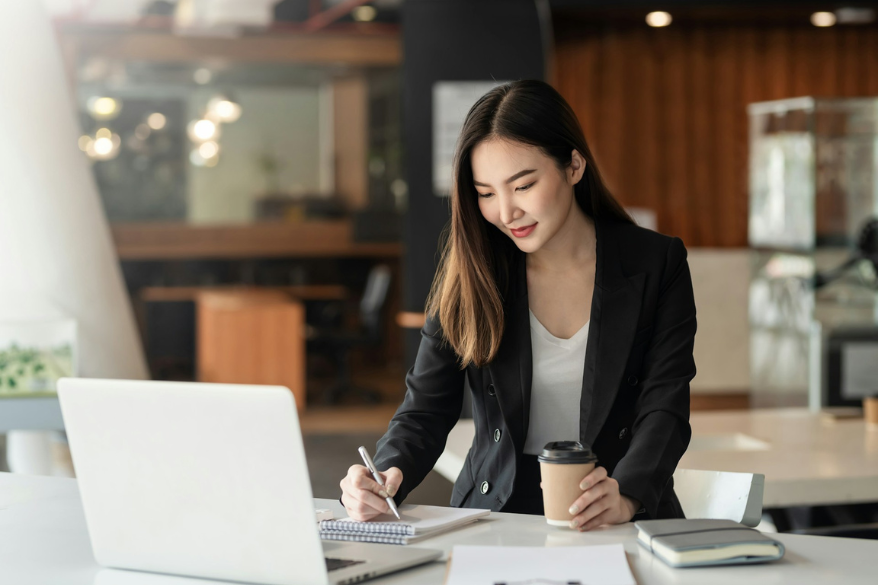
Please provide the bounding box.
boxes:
[477,192,494,199]
[516,182,535,192]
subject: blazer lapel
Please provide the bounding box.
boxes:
[488,219,645,452]
[487,253,531,453]
[581,219,646,447]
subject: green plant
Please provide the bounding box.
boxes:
[0,343,74,395]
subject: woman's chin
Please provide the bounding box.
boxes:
[510,237,543,254]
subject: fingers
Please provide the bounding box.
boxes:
[347,464,390,498]
[382,467,403,497]
[342,488,391,521]
[570,485,611,529]
[579,466,608,490]
[569,476,625,531]
[340,464,401,521]
[568,467,610,515]
[568,477,610,517]
[580,508,614,531]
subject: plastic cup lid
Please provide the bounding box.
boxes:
[537,441,598,464]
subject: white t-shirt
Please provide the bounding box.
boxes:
[523,309,589,455]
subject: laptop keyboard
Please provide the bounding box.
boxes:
[326,557,366,572]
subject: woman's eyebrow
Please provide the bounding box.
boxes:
[473,169,536,187]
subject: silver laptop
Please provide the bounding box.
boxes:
[57,378,441,585]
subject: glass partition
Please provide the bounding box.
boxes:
[748,97,878,407]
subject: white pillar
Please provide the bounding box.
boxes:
[0,1,149,472]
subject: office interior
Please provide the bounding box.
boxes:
[2,0,878,571]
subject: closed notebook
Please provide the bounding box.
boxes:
[635,519,785,568]
[319,505,489,545]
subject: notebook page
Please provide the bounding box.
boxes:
[447,544,636,585]
[322,504,489,535]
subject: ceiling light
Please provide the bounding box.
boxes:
[187,118,220,142]
[190,146,219,167]
[147,112,166,130]
[646,11,672,27]
[352,6,377,22]
[84,130,120,161]
[86,96,121,120]
[78,135,92,152]
[811,11,837,27]
[207,97,242,123]
[198,141,220,160]
[194,119,216,140]
[93,137,114,156]
[193,67,212,85]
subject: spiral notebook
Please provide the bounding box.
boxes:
[319,505,490,545]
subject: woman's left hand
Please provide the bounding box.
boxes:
[566,466,639,531]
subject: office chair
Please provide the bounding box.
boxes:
[673,469,765,527]
[308,264,392,404]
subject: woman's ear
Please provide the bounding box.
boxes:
[568,149,587,185]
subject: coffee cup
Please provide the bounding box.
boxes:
[538,441,598,527]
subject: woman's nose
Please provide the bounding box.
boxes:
[498,194,522,226]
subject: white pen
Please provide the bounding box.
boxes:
[358,446,401,520]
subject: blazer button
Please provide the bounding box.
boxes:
[487,384,496,396]
[480,481,490,494]
[627,375,638,386]
[619,427,629,440]
[493,429,502,443]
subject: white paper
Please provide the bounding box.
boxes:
[333,504,489,534]
[446,544,636,585]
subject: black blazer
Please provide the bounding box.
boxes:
[374,217,697,519]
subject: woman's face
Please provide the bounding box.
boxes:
[471,138,585,254]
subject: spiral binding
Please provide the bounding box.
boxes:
[319,519,415,536]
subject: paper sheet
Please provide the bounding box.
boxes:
[332,504,489,534]
[446,544,636,585]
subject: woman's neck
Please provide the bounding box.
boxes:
[527,202,596,273]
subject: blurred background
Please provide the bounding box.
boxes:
[2,0,878,537]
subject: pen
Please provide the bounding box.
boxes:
[358,445,401,520]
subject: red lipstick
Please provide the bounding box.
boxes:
[510,223,537,238]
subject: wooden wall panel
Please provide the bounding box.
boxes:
[554,24,878,247]
[333,75,369,211]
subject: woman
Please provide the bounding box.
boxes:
[340,80,696,531]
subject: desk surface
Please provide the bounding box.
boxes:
[683,408,878,507]
[2,472,877,585]
[437,408,878,509]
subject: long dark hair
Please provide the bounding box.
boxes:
[426,80,632,368]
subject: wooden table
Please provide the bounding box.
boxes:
[135,285,348,394]
[112,221,402,260]
[140,284,347,303]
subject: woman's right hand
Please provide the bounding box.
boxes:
[340,464,404,521]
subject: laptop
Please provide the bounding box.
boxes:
[57,378,441,585]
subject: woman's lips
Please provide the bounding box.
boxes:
[510,223,537,238]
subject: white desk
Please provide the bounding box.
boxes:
[437,408,878,508]
[2,472,878,585]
